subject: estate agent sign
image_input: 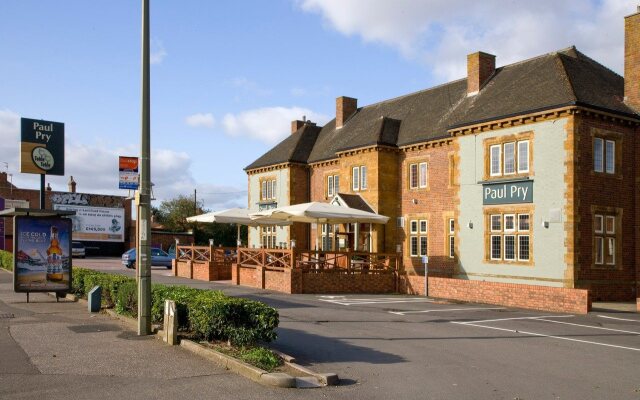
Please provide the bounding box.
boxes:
[119,156,139,190]
[13,216,72,293]
[483,180,533,205]
[20,118,65,176]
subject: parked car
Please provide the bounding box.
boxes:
[121,247,173,269]
[72,241,86,258]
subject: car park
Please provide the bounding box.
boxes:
[121,247,173,269]
[72,241,86,258]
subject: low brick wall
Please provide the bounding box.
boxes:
[301,272,396,294]
[175,260,231,281]
[399,275,591,314]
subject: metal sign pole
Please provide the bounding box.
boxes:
[137,0,152,336]
[422,255,428,297]
[40,174,45,210]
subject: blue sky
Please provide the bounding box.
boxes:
[0,0,633,211]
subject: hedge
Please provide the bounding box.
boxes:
[0,250,13,272]
[72,268,279,346]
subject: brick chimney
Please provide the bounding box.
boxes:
[625,7,640,112]
[336,96,357,129]
[467,52,496,96]
[291,119,305,134]
[68,176,76,193]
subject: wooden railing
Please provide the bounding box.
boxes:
[237,248,294,270]
[296,250,398,274]
[177,245,236,263]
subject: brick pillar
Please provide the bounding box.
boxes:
[231,263,239,285]
[257,266,265,289]
[625,7,640,112]
[467,52,496,95]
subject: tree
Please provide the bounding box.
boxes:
[154,195,248,246]
[155,195,204,232]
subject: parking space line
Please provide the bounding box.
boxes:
[389,307,504,315]
[456,315,574,324]
[452,321,640,352]
[598,315,640,323]
[537,318,640,335]
[319,298,436,306]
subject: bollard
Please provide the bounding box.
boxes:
[88,286,102,313]
[163,299,177,345]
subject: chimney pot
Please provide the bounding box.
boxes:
[68,176,77,193]
[625,8,640,112]
[336,96,357,129]
[467,52,496,95]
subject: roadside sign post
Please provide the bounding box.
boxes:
[422,255,428,297]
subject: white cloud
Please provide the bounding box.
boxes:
[185,113,215,129]
[298,0,630,81]
[150,39,167,65]
[222,106,330,144]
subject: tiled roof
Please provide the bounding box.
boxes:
[246,47,638,170]
[245,123,320,170]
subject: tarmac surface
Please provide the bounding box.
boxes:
[3,259,640,399]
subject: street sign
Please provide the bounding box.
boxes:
[119,156,139,189]
[20,118,65,176]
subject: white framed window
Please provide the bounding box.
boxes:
[606,237,615,265]
[490,235,501,260]
[504,142,516,175]
[517,140,529,173]
[419,220,428,234]
[490,215,501,232]
[266,180,272,199]
[594,213,617,266]
[488,212,531,263]
[419,162,427,188]
[448,218,455,259]
[504,214,515,232]
[605,140,615,174]
[261,181,267,200]
[605,216,615,234]
[327,175,334,197]
[419,236,427,256]
[594,138,604,173]
[352,167,359,191]
[409,163,419,189]
[595,236,604,264]
[410,236,418,257]
[504,235,516,260]
[594,214,603,233]
[271,180,277,199]
[334,175,339,194]
[490,145,501,176]
[410,220,418,234]
[360,166,367,189]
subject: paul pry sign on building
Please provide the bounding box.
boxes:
[119,156,139,190]
[20,118,65,176]
[483,180,533,205]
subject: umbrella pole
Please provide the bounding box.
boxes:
[237,225,241,247]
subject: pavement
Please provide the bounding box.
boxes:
[0,269,347,400]
[4,259,640,399]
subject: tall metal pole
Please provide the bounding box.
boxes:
[137,0,152,335]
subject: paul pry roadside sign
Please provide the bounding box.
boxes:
[20,118,65,176]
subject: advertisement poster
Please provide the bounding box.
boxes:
[20,117,65,176]
[52,204,124,242]
[119,156,139,190]
[13,216,72,293]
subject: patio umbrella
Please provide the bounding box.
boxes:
[250,202,389,249]
[187,208,290,246]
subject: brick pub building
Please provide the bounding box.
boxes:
[245,9,640,311]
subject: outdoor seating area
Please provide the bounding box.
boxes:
[173,245,235,281]
[231,247,399,294]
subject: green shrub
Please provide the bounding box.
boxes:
[0,250,13,271]
[189,296,279,346]
[238,347,282,372]
[115,280,138,316]
[70,268,279,347]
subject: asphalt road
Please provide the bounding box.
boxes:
[73,257,640,399]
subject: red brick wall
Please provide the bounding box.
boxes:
[399,140,458,277]
[625,11,640,112]
[264,269,291,292]
[175,261,192,279]
[301,272,395,294]
[399,275,590,314]
[309,161,340,249]
[573,114,637,301]
[235,265,258,288]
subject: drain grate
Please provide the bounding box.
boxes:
[0,313,14,319]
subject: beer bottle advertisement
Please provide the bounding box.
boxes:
[13,216,72,293]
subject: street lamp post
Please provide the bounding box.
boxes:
[137,0,152,335]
